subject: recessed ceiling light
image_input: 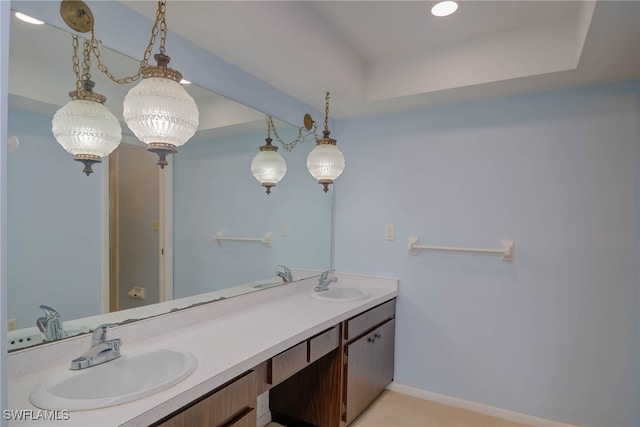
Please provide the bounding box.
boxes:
[431,1,459,17]
[180,79,191,85]
[14,12,44,25]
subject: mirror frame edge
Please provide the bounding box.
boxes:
[1,0,11,417]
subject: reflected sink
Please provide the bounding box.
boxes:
[310,287,370,302]
[30,347,197,411]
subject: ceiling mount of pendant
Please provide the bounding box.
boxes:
[60,0,94,33]
[303,114,315,131]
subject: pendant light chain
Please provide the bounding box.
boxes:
[90,0,168,85]
[266,115,273,139]
[71,35,82,94]
[81,39,92,82]
[324,92,330,131]
[267,116,318,153]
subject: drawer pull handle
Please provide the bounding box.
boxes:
[367,337,376,344]
[374,333,381,340]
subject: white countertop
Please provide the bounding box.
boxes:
[7,273,398,426]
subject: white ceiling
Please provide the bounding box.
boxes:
[119,0,640,118]
[8,0,640,128]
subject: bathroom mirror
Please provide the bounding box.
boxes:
[6,14,331,351]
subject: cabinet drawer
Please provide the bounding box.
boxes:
[308,326,339,363]
[269,342,307,386]
[227,408,256,427]
[345,299,395,341]
[157,370,256,427]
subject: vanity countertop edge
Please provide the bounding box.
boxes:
[7,273,399,426]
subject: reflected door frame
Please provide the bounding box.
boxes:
[100,155,173,314]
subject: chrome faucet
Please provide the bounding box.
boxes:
[70,324,121,370]
[36,305,68,341]
[314,270,337,292]
[276,265,293,283]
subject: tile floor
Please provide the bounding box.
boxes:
[267,390,528,427]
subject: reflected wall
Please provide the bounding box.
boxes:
[174,126,332,298]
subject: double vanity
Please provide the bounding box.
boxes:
[7,273,398,426]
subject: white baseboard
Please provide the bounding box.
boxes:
[386,383,576,427]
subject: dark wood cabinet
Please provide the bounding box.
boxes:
[155,370,257,427]
[343,318,395,425]
[154,299,395,427]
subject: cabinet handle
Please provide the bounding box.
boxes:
[367,336,375,343]
[374,333,381,340]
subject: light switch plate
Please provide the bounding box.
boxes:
[385,224,395,241]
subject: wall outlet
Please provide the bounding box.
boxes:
[281,224,288,237]
[385,224,396,241]
[7,318,16,332]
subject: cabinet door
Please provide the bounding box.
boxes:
[344,318,395,425]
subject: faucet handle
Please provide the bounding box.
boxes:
[91,323,117,346]
[319,269,335,283]
[39,304,61,318]
[277,265,290,273]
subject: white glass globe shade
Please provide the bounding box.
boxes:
[307,144,345,183]
[52,99,121,157]
[123,77,199,147]
[251,150,287,186]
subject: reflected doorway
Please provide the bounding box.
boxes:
[108,144,166,312]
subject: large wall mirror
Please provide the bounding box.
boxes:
[6,13,332,352]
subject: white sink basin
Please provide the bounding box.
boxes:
[310,287,370,302]
[30,347,197,411]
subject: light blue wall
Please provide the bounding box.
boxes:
[7,109,102,329]
[334,81,640,426]
[173,127,332,299]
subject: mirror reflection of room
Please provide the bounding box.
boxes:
[6,14,331,351]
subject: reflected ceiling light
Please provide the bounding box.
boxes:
[431,1,459,17]
[251,116,287,194]
[14,12,44,25]
[52,36,121,175]
[58,0,199,170]
[307,92,345,193]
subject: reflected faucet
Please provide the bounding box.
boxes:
[70,324,121,370]
[314,270,337,292]
[276,265,293,283]
[36,305,68,341]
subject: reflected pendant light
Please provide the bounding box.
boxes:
[251,116,287,194]
[52,36,121,176]
[307,92,345,192]
[121,0,199,168]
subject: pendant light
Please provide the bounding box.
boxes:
[307,92,345,193]
[59,0,199,169]
[52,36,121,175]
[251,116,287,194]
[122,0,199,168]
